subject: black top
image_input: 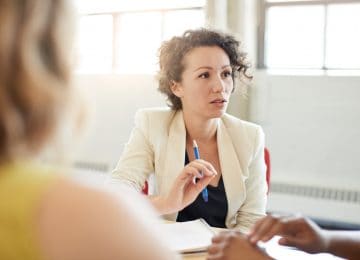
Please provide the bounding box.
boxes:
[176,152,228,228]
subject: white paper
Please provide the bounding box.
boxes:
[259,236,345,260]
[161,219,215,253]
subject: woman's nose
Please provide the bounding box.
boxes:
[212,76,228,92]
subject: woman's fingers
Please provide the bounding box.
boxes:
[207,234,227,260]
[166,159,218,211]
[183,165,204,179]
[211,237,223,244]
[207,241,222,254]
[248,215,279,243]
[179,160,217,185]
[185,160,218,177]
[249,215,307,245]
[194,170,215,191]
[259,220,285,242]
[198,159,218,176]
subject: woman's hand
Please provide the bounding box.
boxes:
[248,214,328,254]
[207,231,273,260]
[151,159,217,214]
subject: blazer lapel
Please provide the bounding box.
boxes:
[160,110,186,196]
[158,110,187,221]
[217,120,246,227]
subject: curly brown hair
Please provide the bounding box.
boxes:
[157,28,251,110]
[0,0,74,162]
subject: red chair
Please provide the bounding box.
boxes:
[142,179,149,195]
[264,147,271,194]
[142,147,271,195]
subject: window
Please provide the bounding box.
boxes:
[75,15,113,73]
[74,0,205,74]
[261,0,360,70]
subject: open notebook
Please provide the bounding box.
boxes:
[161,219,216,254]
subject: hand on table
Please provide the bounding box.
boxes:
[248,214,328,254]
[207,231,272,260]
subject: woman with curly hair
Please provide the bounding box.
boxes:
[113,28,267,232]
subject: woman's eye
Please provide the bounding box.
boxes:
[199,72,209,79]
[222,71,232,78]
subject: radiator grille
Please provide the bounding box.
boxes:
[270,182,360,204]
[73,161,110,173]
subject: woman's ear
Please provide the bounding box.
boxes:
[170,80,183,98]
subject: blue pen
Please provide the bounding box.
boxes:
[193,140,209,202]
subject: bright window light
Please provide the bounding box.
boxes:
[265,5,325,69]
[326,3,360,69]
[163,9,205,40]
[115,12,162,74]
[74,0,205,13]
[75,15,113,73]
[74,1,205,74]
[266,0,315,2]
[263,1,360,71]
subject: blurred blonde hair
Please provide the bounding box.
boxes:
[0,0,74,162]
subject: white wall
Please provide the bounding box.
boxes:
[251,72,360,190]
[250,71,360,224]
[73,74,166,168]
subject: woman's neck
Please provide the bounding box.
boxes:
[182,110,218,143]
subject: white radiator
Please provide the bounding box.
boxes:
[71,162,360,225]
[267,182,360,225]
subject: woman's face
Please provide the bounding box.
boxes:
[171,46,234,119]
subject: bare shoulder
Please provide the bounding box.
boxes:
[36,178,177,260]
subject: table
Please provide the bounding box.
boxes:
[182,252,207,260]
[180,237,344,260]
[163,221,343,260]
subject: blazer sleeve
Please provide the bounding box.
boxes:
[235,126,267,233]
[111,110,155,192]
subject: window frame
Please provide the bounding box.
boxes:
[258,0,360,71]
[76,6,204,74]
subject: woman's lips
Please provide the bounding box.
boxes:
[210,98,227,104]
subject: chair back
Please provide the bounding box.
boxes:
[264,147,271,194]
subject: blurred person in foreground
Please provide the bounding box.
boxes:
[207,214,360,260]
[0,0,177,259]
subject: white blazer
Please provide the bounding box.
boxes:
[112,107,267,232]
